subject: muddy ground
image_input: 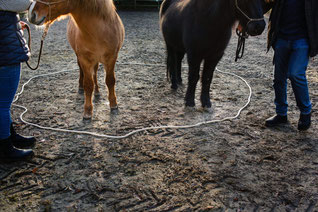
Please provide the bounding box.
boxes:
[1,10,318,212]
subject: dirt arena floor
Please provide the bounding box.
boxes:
[1,10,318,211]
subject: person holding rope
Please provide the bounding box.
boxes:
[263,0,318,131]
[0,0,36,160]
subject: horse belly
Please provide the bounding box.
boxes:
[68,16,122,49]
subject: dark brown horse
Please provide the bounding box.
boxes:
[160,0,265,109]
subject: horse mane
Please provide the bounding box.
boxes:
[73,0,117,20]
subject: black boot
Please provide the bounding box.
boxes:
[0,137,34,161]
[298,113,311,131]
[265,114,288,127]
[10,124,36,149]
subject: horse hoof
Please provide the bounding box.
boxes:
[83,113,92,120]
[83,116,92,121]
[171,84,178,90]
[111,107,119,115]
[184,106,196,112]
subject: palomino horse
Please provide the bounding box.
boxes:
[28,0,125,119]
[160,0,265,109]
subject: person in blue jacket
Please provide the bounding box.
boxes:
[263,0,318,131]
[0,0,36,160]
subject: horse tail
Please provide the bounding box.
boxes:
[160,0,174,16]
[160,0,174,81]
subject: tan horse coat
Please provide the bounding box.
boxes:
[29,0,125,119]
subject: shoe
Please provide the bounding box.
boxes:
[10,124,36,149]
[0,137,34,161]
[298,113,311,131]
[265,114,288,127]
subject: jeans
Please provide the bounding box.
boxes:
[0,64,21,139]
[273,38,312,116]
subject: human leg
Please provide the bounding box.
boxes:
[0,64,21,139]
[273,39,290,116]
[0,64,33,160]
[288,39,311,115]
[288,39,311,130]
[265,39,290,127]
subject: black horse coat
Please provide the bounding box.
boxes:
[160,0,265,108]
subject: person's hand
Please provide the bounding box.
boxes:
[20,21,27,30]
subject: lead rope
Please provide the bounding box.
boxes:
[25,23,50,70]
[235,27,249,62]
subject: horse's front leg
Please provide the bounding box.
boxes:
[104,57,118,114]
[185,54,201,107]
[200,57,220,109]
[79,58,95,119]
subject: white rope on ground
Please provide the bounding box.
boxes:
[12,62,252,139]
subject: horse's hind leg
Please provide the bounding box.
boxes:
[185,54,201,107]
[200,56,222,109]
[176,52,184,85]
[93,63,100,97]
[104,57,118,114]
[78,59,99,96]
